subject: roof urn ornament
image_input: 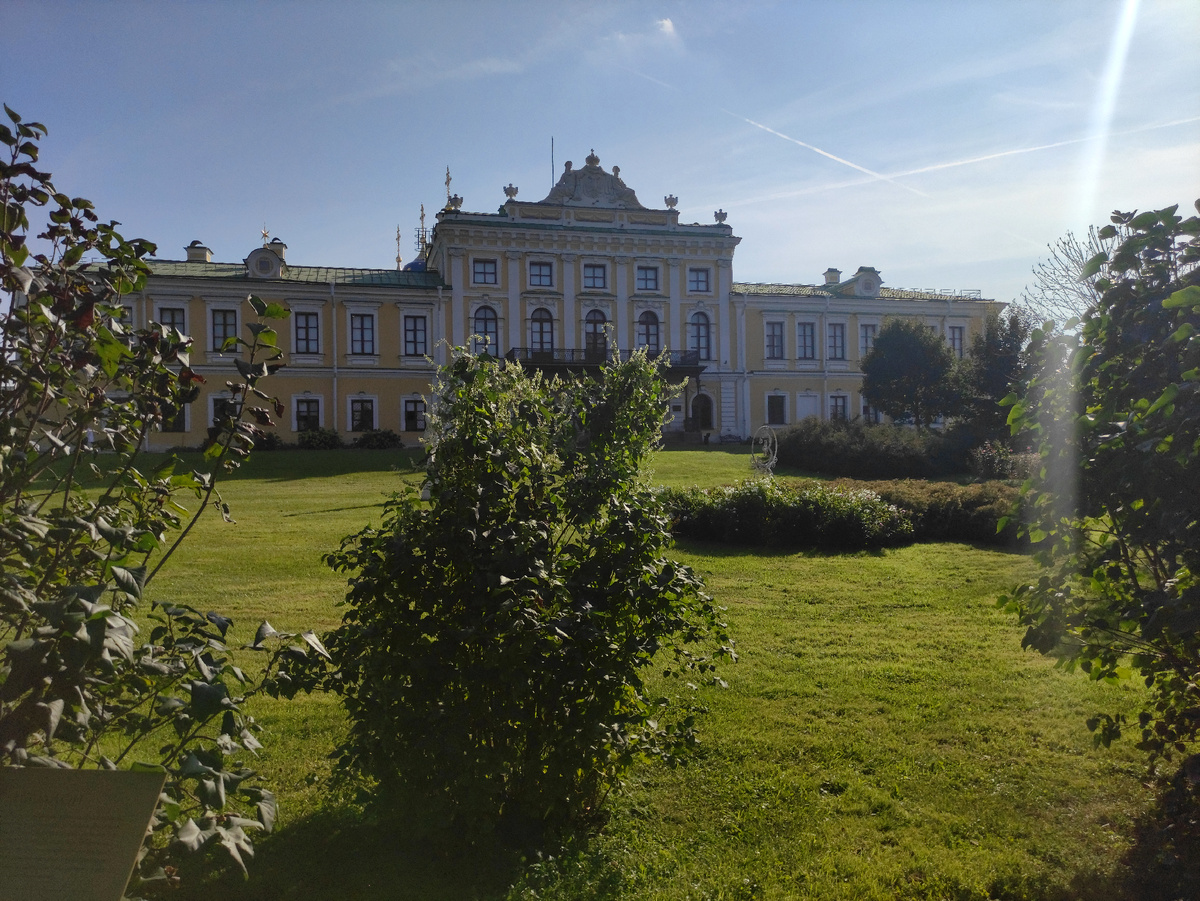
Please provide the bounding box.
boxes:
[446,194,463,211]
[664,195,678,209]
[714,209,727,223]
[504,183,518,200]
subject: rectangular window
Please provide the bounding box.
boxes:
[797,322,815,360]
[828,323,846,360]
[296,398,321,432]
[949,326,965,359]
[350,314,375,355]
[158,307,185,332]
[766,395,786,426]
[212,309,237,352]
[529,261,553,287]
[765,321,784,360]
[636,266,659,292]
[862,402,881,424]
[403,315,427,356]
[688,268,711,293]
[295,312,320,354]
[583,264,606,290]
[404,399,427,432]
[350,398,375,432]
[211,397,236,427]
[473,259,498,285]
[859,323,876,358]
[162,404,187,433]
[830,396,848,421]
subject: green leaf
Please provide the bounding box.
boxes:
[1145,384,1179,416]
[261,302,290,320]
[1162,285,1200,309]
[248,294,267,316]
[1079,252,1107,280]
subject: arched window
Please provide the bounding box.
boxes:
[531,307,554,355]
[688,311,711,360]
[637,310,660,356]
[473,305,498,353]
[584,309,607,361]
[692,394,714,430]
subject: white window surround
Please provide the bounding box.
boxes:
[292,394,324,431]
[154,303,187,333]
[289,300,325,359]
[687,267,712,294]
[581,262,608,291]
[765,392,788,427]
[203,299,241,356]
[635,264,661,293]
[764,320,785,367]
[342,302,381,364]
[346,394,379,432]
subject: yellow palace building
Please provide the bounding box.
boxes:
[127,150,1003,451]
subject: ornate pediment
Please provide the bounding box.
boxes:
[539,150,646,209]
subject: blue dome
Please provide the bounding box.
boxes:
[402,259,426,272]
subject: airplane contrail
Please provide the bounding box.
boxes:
[721,109,929,198]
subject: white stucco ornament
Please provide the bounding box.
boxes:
[540,150,646,209]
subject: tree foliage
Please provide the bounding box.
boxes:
[0,106,320,896]
[323,349,735,840]
[1001,200,1200,764]
[958,310,1032,444]
[1018,225,1121,325]
[860,317,958,429]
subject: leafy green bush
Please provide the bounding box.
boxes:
[661,478,914,550]
[351,428,403,450]
[322,350,734,841]
[829,478,1021,545]
[776,418,973,479]
[297,426,343,449]
[0,109,320,893]
[255,430,289,451]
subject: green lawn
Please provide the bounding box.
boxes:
[148,448,1169,900]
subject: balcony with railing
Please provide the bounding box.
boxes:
[504,347,705,377]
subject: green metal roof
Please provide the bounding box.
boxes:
[147,259,445,289]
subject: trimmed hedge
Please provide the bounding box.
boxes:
[659,479,914,551]
[776,418,974,479]
[824,478,1021,546]
[298,427,344,450]
[352,429,404,450]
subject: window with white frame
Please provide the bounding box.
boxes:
[403,315,427,356]
[349,397,375,432]
[948,325,965,358]
[530,307,554,353]
[404,398,427,432]
[529,261,553,287]
[473,305,498,353]
[584,309,607,359]
[862,402,881,424]
[161,403,187,433]
[829,395,848,421]
[473,258,498,285]
[765,321,784,360]
[859,323,876,358]
[211,309,237,352]
[157,307,186,333]
[636,265,659,292]
[688,311,711,360]
[350,313,376,355]
[295,397,321,432]
[295,312,320,354]
[766,394,786,426]
[583,263,607,290]
[797,322,815,360]
[828,323,846,360]
[687,267,711,293]
[637,310,660,355]
[211,396,237,427]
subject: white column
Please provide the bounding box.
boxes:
[717,259,733,372]
[561,253,577,350]
[668,259,683,351]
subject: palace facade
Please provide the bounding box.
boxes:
[128,150,1003,451]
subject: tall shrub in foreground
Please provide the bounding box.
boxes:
[0,108,320,896]
[324,350,734,839]
[1001,201,1200,764]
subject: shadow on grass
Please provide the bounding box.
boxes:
[1115,766,1200,900]
[171,803,628,901]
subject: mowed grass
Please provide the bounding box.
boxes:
[142,448,1159,900]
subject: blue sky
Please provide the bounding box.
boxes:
[2,0,1197,305]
